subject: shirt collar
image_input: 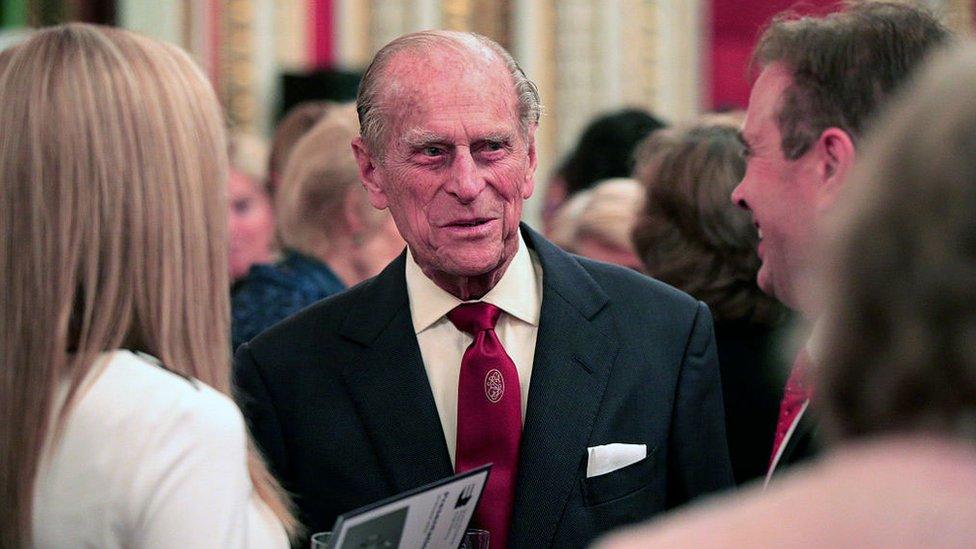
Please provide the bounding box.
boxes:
[406,231,540,334]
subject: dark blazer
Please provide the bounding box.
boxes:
[714,320,786,485]
[234,225,733,548]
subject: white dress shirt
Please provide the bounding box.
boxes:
[406,233,544,466]
[32,350,287,548]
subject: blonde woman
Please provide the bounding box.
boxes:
[548,178,645,271]
[231,104,403,350]
[0,24,294,547]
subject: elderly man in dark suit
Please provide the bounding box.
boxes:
[234,30,732,548]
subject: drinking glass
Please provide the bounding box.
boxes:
[310,531,332,549]
[458,528,489,549]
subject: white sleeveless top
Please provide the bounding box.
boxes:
[32,350,287,548]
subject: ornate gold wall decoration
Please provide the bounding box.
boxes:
[440,0,511,48]
[221,0,257,133]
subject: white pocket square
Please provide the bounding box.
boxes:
[586,443,647,478]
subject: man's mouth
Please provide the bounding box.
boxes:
[447,218,491,228]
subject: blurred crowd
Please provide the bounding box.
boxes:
[3,2,976,548]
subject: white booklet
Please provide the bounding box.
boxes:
[324,464,490,549]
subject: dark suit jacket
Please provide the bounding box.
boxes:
[714,320,786,484]
[233,225,734,548]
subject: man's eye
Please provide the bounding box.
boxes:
[423,146,442,157]
[232,199,251,215]
[478,141,507,156]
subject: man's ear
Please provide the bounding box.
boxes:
[814,127,856,210]
[351,136,389,210]
[521,124,538,200]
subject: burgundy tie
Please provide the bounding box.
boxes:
[769,349,813,471]
[448,302,521,549]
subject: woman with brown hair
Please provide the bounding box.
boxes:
[632,122,787,484]
[0,24,294,547]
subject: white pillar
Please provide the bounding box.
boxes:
[652,0,704,122]
[512,0,557,228]
[253,0,277,136]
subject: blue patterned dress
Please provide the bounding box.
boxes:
[231,250,346,351]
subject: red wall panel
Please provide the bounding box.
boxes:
[708,0,841,110]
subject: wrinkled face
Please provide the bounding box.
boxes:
[732,64,822,310]
[228,169,275,280]
[359,50,536,283]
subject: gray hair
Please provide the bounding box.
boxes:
[356,30,541,159]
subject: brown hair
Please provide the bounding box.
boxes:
[268,100,332,191]
[632,122,781,325]
[755,1,949,159]
[818,43,976,444]
[0,24,294,545]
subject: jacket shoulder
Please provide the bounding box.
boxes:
[574,255,701,314]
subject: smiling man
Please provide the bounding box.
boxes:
[234,30,732,548]
[731,2,949,479]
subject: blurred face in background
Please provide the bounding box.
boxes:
[228,168,275,280]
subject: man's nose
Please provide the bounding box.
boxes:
[446,148,485,203]
[730,179,749,210]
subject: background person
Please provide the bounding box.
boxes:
[550,177,645,271]
[228,134,276,284]
[597,42,976,548]
[0,24,294,547]
[730,1,949,478]
[542,108,664,235]
[231,103,403,350]
[267,100,333,196]
[546,186,592,253]
[632,121,787,484]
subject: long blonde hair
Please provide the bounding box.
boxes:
[0,24,294,546]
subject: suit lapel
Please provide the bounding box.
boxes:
[337,253,454,494]
[509,226,619,548]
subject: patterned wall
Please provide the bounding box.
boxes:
[2,0,973,224]
[107,0,974,223]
